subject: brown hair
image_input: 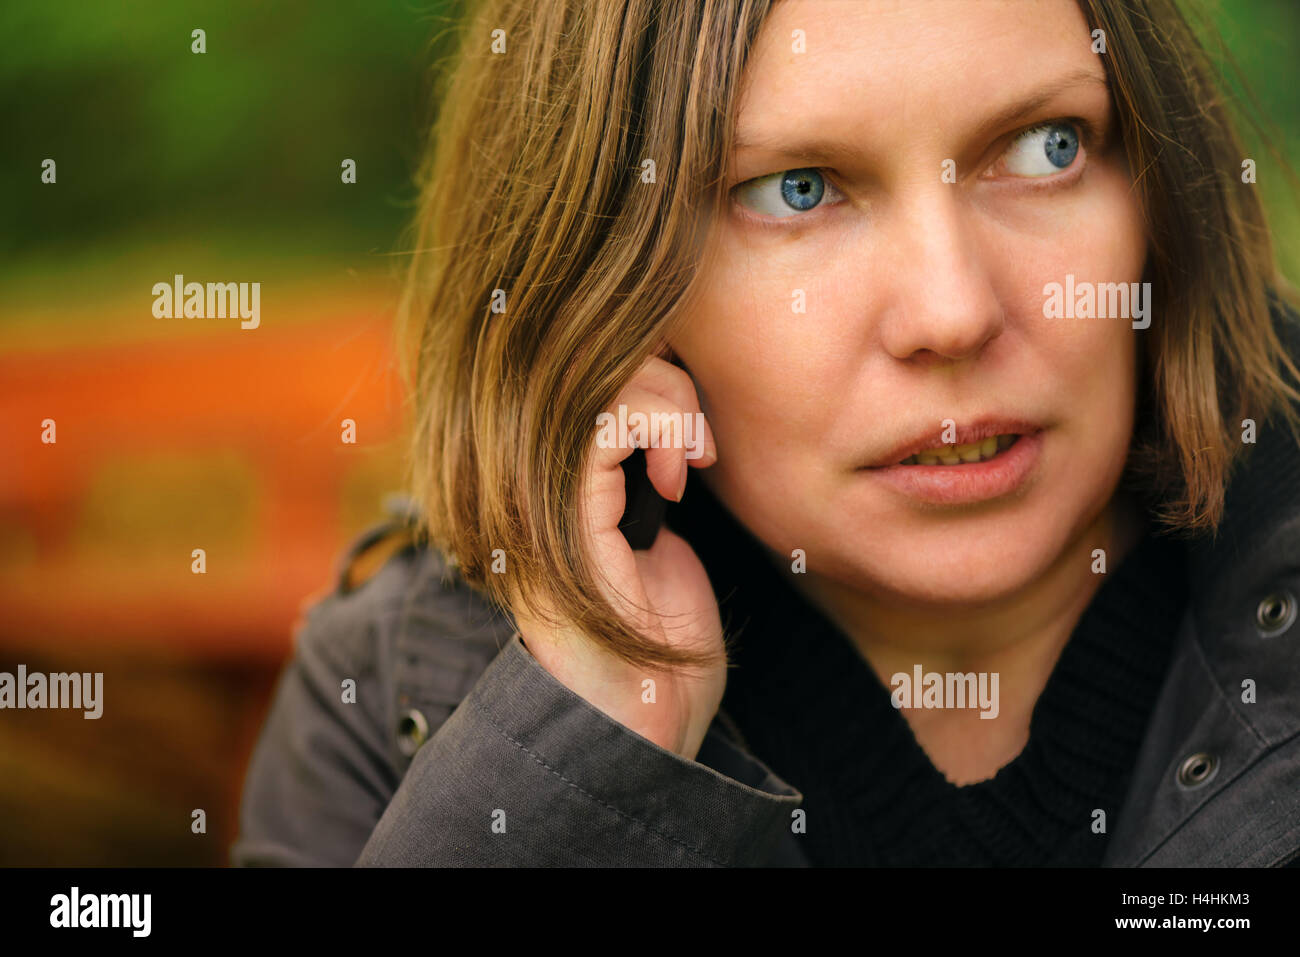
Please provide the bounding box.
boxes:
[396,0,1300,672]
[1078,0,1300,531]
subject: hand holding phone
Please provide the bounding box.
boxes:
[510,354,725,761]
[618,447,669,550]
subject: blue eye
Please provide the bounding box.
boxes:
[733,167,840,218]
[1002,122,1081,177]
[779,169,824,209]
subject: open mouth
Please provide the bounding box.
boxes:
[864,428,1043,504]
[896,433,1021,466]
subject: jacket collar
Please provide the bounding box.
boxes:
[1104,296,1300,865]
[1182,297,1300,742]
[1185,297,1300,625]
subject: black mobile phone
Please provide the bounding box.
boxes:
[618,447,668,550]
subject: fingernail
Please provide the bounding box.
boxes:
[703,435,718,465]
[675,457,688,501]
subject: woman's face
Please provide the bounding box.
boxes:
[669,0,1146,606]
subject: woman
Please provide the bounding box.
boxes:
[233,0,1300,866]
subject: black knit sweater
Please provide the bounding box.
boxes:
[666,475,1189,866]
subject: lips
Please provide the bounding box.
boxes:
[861,426,1046,505]
[900,433,1018,465]
[863,419,1044,469]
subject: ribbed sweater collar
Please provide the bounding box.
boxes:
[667,478,1188,866]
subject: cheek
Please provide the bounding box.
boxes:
[673,250,844,478]
[1022,166,1145,463]
[1049,324,1138,506]
[988,148,1149,315]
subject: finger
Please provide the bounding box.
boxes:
[632,355,700,410]
[616,385,691,502]
[627,357,717,464]
[583,386,693,539]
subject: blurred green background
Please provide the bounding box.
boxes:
[0,0,1295,866]
[1201,0,1300,280]
[3,0,465,344]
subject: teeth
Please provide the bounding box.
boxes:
[899,433,1019,466]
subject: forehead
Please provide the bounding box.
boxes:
[736,0,1096,148]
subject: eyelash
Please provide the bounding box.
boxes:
[991,116,1098,180]
[729,115,1100,228]
[728,171,846,231]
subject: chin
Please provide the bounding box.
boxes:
[822,511,1081,608]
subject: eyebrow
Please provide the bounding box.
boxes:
[731,66,1110,160]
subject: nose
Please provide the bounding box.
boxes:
[876,188,1005,364]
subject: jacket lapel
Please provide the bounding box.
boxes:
[1105,299,1300,866]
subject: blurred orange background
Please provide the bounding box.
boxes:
[0,272,409,864]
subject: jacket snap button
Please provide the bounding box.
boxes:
[1256,592,1296,638]
[397,708,429,757]
[1176,752,1218,789]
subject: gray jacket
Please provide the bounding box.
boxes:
[231,320,1300,868]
